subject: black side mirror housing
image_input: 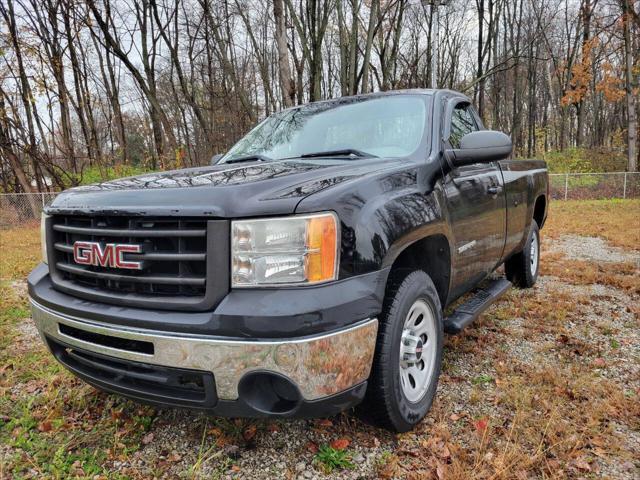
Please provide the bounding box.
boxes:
[446,130,512,167]
[210,153,223,165]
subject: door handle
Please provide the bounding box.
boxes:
[487,185,503,195]
[452,176,478,187]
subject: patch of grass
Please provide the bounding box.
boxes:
[187,422,236,480]
[314,445,355,473]
[375,450,400,478]
[472,374,494,385]
[540,253,639,294]
[0,224,40,280]
[0,283,26,356]
[543,199,640,250]
[0,283,157,478]
[1,387,157,478]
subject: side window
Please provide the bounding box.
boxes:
[449,103,478,149]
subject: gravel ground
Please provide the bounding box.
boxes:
[104,412,395,479]
[4,234,639,479]
[547,234,640,264]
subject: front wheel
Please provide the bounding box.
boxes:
[362,270,443,432]
[505,221,540,288]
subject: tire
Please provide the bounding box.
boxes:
[361,270,443,432]
[505,221,540,288]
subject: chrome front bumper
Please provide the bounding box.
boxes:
[30,298,378,401]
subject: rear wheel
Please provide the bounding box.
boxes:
[505,221,540,288]
[362,270,443,432]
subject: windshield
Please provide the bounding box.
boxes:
[221,95,428,162]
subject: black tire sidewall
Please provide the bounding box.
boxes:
[383,271,443,431]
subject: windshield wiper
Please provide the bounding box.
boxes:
[297,149,378,159]
[223,154,273,164]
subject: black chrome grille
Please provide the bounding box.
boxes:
[58,323,154,354]
[48,215,229,311]
[47,336,217,408]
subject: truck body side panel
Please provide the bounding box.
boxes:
[499,160,548,260]
[440,162,507,301]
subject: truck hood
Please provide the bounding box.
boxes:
[47,158,397,217]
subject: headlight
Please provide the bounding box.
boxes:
[231,212,339,287]
[41,213,49,265]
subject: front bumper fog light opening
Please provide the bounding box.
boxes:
[237,372,302,415]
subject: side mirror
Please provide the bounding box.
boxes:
[446,130,512,167]
[210,153,223,165]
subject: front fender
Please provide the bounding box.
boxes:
[295,164,453,278]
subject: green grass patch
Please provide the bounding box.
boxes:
[0,283,157,478]
[472,374,494,385]
[314,445,355,473]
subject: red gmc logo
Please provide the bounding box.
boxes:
[73,241,143,270]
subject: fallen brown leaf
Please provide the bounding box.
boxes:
[573,458,591,472]
[167,452,182,463]
[330,438,350,450]
[243,424,257,441]
[37,421,52,432]
[474,418,489,436]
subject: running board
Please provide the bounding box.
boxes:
[443,278,512,334]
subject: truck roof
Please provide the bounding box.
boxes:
[281,88,470,112]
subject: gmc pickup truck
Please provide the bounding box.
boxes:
[28,89,548,432]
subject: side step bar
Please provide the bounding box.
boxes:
[443,278,512,334]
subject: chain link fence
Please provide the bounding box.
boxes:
[0,192,59,229]
[549,172,640,201]
[1,172,638,229]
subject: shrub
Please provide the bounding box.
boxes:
[62,164,154,188]
[542,147,627,173]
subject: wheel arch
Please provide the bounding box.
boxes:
[533,194,547,229]
[383,233,452,309]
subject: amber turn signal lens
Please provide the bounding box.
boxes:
[306,214,338,282]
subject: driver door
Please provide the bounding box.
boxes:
[442,102,506,300]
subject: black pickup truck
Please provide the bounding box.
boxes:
[28,89,548,432]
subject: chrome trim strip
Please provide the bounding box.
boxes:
[30,298,378,401]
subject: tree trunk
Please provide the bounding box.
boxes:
[475,0,485,117]
[576,0,592,148]
[0,96,40,215]
[336,0,349,95]
[360,0,378,93]
[622,0,637,171]
[347,0,359,95]
[274,0,295,107]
